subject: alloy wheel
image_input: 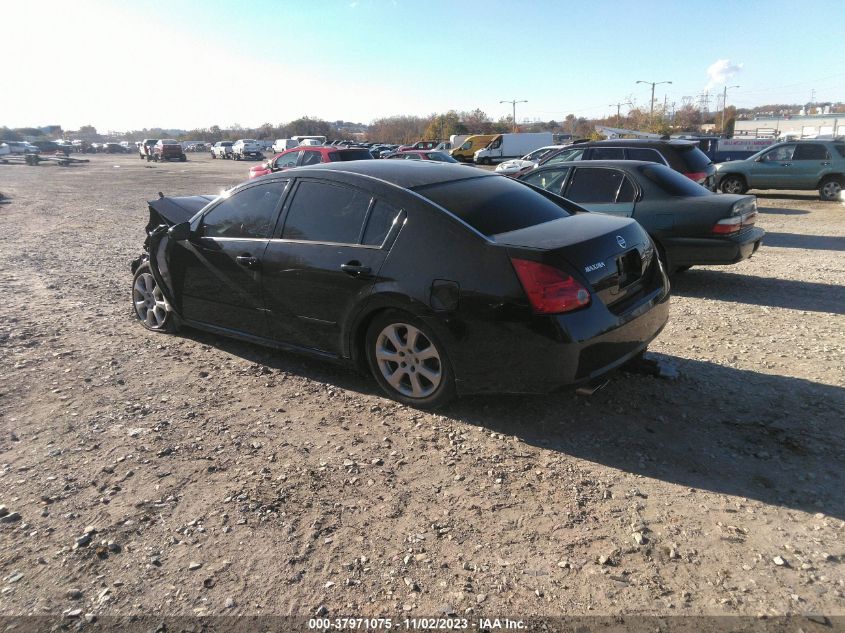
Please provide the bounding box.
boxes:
[133,272,168,329]
[375,323,442,398]
[821,180,842,200]
[722,177,745,194]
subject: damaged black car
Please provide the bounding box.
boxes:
[131,161,670,408]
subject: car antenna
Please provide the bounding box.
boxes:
[158,192,165,199]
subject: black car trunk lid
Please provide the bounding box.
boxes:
[495,214,657,311]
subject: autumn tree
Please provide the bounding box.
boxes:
[423,110,466,140]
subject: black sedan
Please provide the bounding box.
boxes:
[131,161,669,408]
[516,161,765,274]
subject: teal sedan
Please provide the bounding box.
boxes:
[516,160,764,274]
[715,140,845,201]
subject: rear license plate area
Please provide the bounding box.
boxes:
[617,250,643,288]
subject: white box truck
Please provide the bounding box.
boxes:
[449,134,470,150]
[473,132,554,164]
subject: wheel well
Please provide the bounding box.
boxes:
[818,173,844,187]
[722,172,746,183]
[350,307,391,373]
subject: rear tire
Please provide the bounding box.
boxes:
[132,263,177,333]
[365,310,456,409]
[720,175,747,195]
[819,176,843,201]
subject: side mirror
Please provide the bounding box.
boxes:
[168,222,191,241]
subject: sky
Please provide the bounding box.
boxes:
[3,0,845,133]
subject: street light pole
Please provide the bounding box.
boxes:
[500,99,527,133]
[636,80,672,126]
[721,85,740,135]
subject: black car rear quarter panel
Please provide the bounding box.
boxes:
[369,201,670,395]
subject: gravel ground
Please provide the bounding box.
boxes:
[0,153,843,621]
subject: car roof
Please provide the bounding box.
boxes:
[270,160,495,189]
[579,138,696,147]
[532,159,660,170]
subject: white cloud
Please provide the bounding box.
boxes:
[706,59,743,90]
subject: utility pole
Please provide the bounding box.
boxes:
[500,99,527,133]
[636,79,672,125]
[608,101,632,127]
[721,85,740,134]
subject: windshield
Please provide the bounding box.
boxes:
[640,164,712,197]
[413,175,570,237]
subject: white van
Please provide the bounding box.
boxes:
[272,139,298,153]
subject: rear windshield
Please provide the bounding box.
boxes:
[161,139,178,144]
[675,144,713,171]
[640,164,711,197]
[414,175,570,237]
[330,149,373,161]
[425,152,457,163]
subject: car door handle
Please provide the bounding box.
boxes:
[781,163,791,167]
[822,162,831,166]
[341,262,371,276]
[236,255,260,270]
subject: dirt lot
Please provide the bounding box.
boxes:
[1,153,844,622]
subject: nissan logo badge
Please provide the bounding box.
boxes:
[616,235,627,248]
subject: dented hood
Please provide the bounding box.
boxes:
[147,195,216,226]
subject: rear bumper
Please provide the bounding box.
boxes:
[664,227,765,267]
[441,275,670,395]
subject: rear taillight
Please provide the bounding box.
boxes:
[510,258,591,314]
[684,171,708,183]
[712,199,758,235]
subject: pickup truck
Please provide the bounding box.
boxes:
[152,139,187,162]
[232,139,263,160]
[139,139,158,160]
[210,141,234,159]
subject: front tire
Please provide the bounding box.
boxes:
[365,311,456,409]
[819,176,843,201]
[720,175,747,195]
[132,263,177,333]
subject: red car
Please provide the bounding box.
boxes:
[248,146,373,179]
[386,150,458,163]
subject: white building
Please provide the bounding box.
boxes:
[733,114,845,139]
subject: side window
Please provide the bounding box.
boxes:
[589,147,625,160]
[201,181,287,239]
[763,145,795,162]
[793,144,830,160]
[546,149,583,165]
[405,153,421,160]
[362,201,402,246]
[275,151,301,169]
[627,148,665,164]
[521,168,570,194]
[489,138,502,149]
[300,150,323,166]
[565,168,625,204]
[282,181,372,244]
[617,177,637,203]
